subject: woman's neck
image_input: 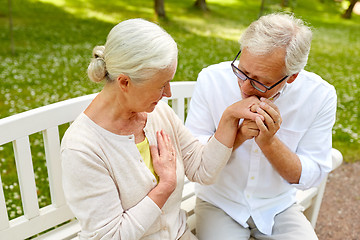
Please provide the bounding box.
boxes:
[84,85,147,137]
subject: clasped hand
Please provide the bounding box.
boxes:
[235,97,282,147]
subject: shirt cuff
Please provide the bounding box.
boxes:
[292,155,319,190]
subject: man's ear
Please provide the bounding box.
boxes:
[287,72,299,84]
[117,74,130,92]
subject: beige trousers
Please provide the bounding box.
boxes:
[195,198,318,240]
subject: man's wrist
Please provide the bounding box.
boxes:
[257,135,279,152]
[234,137,246,150]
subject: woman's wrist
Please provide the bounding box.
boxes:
[157,181,176,194]
[222,107,241,127]
[214,109,239,148]
[148,181,176,208]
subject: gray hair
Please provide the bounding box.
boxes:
[239,13,312,75]
[88,18,178,84]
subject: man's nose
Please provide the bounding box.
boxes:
[238,79,253,91]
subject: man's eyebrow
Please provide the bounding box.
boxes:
[239,65,268,83]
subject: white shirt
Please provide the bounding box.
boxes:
[185,61,337,235]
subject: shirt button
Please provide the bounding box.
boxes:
[162,226,167,230]
[254,149,259,153]
[153,179,156,183]
[250,176,255,180]
[247,194,250,198]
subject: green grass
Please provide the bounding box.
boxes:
[0,0,359,223]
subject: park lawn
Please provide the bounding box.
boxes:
[0,0,359,221]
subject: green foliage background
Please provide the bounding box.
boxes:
[0,0,359,225]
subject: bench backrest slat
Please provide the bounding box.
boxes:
[172,99,186,123]
[163,81,195,122]
[13,136,40,219]
[0,176,9,230]
[43,127,66,207]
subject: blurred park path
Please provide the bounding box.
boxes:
[316,161,360,239]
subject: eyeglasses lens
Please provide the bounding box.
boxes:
[250,81,266,92]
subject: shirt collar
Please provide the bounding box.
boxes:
[268,83,288,102]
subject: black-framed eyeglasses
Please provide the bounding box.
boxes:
[231,50,288,93]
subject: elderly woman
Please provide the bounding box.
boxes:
[61,19,262,240]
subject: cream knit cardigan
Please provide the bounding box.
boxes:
[61,101,232,240]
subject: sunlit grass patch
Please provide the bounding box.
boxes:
[0,43,102,118]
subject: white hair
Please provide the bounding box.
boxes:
[87,18,178,84]
[239,13,312,75]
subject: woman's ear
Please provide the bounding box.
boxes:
[287,73,299,84]
[117,74,130,92]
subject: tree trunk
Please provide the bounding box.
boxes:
[259,0,266,18]
[8,0,15,55]
[342,0,358,19]
[281,0,289,7]
[194,0,208,11]
[155,0,166,18]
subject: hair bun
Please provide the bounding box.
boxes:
[88,46,107,83]
[92,45,105,59]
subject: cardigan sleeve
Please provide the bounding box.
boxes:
[61,148,162,240]
[182,133,233,185]
[160,104,232,185]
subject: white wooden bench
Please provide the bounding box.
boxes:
[0,81,343,239]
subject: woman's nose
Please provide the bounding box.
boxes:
[163,83,172,97]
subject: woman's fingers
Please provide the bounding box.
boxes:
[156,130,166,156]
[158,130,176,160]
[150,145,159,159]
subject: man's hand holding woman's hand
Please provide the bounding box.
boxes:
[254,97,282,147]
[234,97,282,149]
[227,96,265,122]
[215,96,264,148]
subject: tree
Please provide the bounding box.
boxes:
[8,0,15,55]
[194,0,208,11]
[259,0,266,18]
[154,0,166,18]
[342,0,358,19]
[281,0,289,7]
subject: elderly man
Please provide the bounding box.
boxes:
[185,13,337,240]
